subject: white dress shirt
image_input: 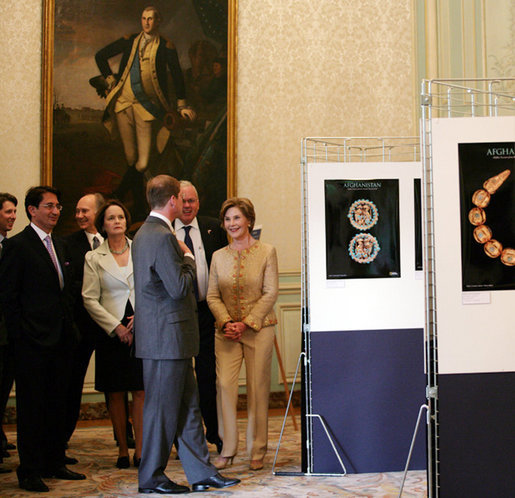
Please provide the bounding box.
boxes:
[149,211,195,263]
[85,231,104,249]
[175,217,208,301]
[31,222,64,288]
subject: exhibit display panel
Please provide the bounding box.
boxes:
[301,138,426,476]
[307,161,424,333]
[431,117,515,374]
[421,79,515,498]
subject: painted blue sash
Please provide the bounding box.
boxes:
[130,48,165,120]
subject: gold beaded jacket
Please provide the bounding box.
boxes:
[207,241,279,332]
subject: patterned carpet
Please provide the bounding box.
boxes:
[0,414,427,497]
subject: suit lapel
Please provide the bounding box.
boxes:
[79,230,91,255]
[96,240,133,285]
[52,234,69,288]
[25,226,62,287]
[53,235,67,269]
[197,217,217,266]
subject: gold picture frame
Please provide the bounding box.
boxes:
[42,0,237,232]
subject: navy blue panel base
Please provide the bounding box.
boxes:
[438,371,515,498]
[310,329,426,474]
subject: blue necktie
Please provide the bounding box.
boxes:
[183,226,199,300]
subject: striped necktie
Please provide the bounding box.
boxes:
[44,235,63,289]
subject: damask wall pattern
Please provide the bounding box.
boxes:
[0,0,42,226]
[236,0,417,271]
[6,1,513,271]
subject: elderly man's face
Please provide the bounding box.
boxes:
[179,185,200,225]
[75,194,98,234]
[141,9,160,35]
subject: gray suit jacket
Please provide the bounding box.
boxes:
[132,215,199,360]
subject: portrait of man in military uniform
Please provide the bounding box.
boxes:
[47,0,230,231]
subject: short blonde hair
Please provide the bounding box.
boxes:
[219,197,256,231]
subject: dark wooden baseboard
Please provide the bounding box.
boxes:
[3,390,301,423]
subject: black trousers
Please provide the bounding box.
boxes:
[14,339,72,476]
[195,301,219,443]
[0,341,15,448]
[64,333,96,443]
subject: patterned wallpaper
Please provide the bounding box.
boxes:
[236,0,417,270]
[0,0,42,227]
[10,1,514,272]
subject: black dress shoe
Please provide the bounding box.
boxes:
[133,455,141,467]
[18,474,49,492]
[42,466,86,480]
[5,442,15,450]
[192,473,240,492]
[116,456,130,468]
[1,449,10,458]
[64,455,78,465]
[138,480,189,494]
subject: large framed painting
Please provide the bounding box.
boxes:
[42,0,237,234]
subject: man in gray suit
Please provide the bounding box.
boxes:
[132,175,239,494]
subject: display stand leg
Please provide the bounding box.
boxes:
[272,352,346,477]
[398,404,429,498]
[273,352,304,475]
[274,335,298,431]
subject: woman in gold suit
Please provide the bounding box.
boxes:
[207,198,278,471]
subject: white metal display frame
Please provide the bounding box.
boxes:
[420,78,515,498]
[295,137,420,478]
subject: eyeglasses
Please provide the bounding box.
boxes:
[40,203,63,211]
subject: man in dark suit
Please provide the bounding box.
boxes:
[132,175,239,494]
[173,180,226,453]
[0,186,86,492]
[64,193,105,448]
[0,192,18,473]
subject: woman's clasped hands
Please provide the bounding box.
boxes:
[223,321,247,342]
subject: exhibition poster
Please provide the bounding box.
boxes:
[459,142,515,291]
[325,179,400,279]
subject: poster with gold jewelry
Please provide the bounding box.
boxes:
[459,142,515,291]
[325,179,400,279]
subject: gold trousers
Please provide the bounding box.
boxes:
[115,106,153,172]
[215,325,275,460]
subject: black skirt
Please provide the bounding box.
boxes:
[94,300,144,393]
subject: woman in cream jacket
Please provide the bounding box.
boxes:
[82,200,144,469]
